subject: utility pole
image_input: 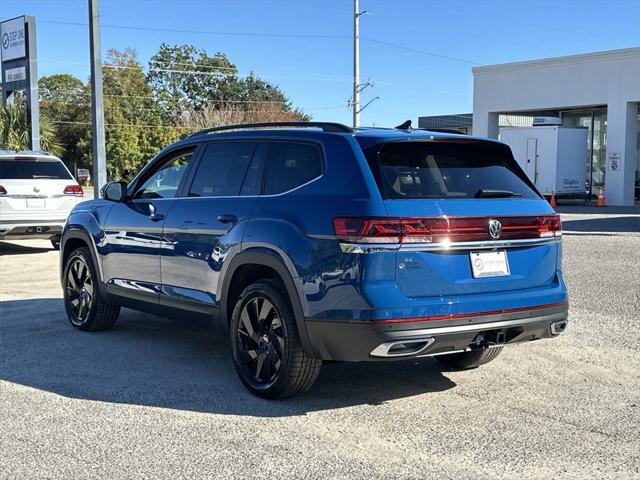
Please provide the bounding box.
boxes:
[88,0,107,198]
[352,0,360,128]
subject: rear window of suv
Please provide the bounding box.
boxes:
[362,140,539,200]
[0,158,73,180]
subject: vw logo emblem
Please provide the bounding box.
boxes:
[33,186,40,193]
[488,219,502,239]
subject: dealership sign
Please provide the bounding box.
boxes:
[5,66,26,82]
[1,15,40,150]
[1,17,27,61]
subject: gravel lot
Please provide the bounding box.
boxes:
[1,224,639,479]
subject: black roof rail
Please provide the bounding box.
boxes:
[185,121,353,139]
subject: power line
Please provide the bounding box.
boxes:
[38,54,471,104]
[39,19,351,40]
[146,58,356,81]
[39,20,480,65]
[38,57,358,83]
[361,37,479,65]
[148,59,238,71]
[38,94,347,110]
[52,120,191,129]
[39,89,284,102]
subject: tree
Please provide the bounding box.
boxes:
[179,102,308,131]
[0,103,63,156]
[39,74,92,173]
[103,48,179,180]
[147,43,239,121]
[5,45,308,183]
[235,73,309,121]
[148,44,308,123]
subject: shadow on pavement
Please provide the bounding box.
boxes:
[562,216,640,234]
[0,298,456,416]
[0,241,54,255]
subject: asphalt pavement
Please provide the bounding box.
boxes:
[1,222,639,479]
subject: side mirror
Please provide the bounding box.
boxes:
[101,181,127,202]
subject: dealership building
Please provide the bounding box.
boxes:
[420,48,640,205]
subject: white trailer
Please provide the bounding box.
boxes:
[499,126,588,196]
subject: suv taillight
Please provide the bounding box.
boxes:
[0,185,6,195]
[333,215,562,244]
[64,184,84,196]
[537,215,562,238]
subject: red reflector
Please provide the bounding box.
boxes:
[353,300,569,324]
[63,184,84,196]
[0,185,6,195]
[333,215,562,243]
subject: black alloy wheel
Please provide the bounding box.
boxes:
[236,296,286,386]
[66,256,94,326]
[63,247,120,331]
[230,280,321,398]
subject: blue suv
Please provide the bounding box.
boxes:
[59,121,568,398]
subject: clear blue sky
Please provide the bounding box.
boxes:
[2,0,640,127]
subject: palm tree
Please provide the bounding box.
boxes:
[0,104,63,156]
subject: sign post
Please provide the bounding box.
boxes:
[1,15,40,150]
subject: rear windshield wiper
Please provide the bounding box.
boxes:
[474,189,522,198]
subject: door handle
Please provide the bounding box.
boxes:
[217,214,238,224]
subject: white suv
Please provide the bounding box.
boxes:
[0,151,85,249]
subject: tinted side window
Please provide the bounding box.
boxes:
[134,151,193,199]
[189,142,258,197]
[264,142,322,195]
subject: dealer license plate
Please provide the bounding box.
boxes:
[470,250,510,278]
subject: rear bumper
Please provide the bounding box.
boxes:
[305,302,569,361]
[0,220,66,239]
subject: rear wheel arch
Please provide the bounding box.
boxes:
[62,235,88,265]
[220,252,316,358]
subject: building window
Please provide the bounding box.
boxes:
[561,108,607,197]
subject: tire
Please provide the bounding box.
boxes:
[63,247,120,331]
[435,346,504,370]
[230,279,321,399]
[50,237,61,250]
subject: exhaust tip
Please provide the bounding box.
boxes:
[550,320,568,335]
[370,337,435,358]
